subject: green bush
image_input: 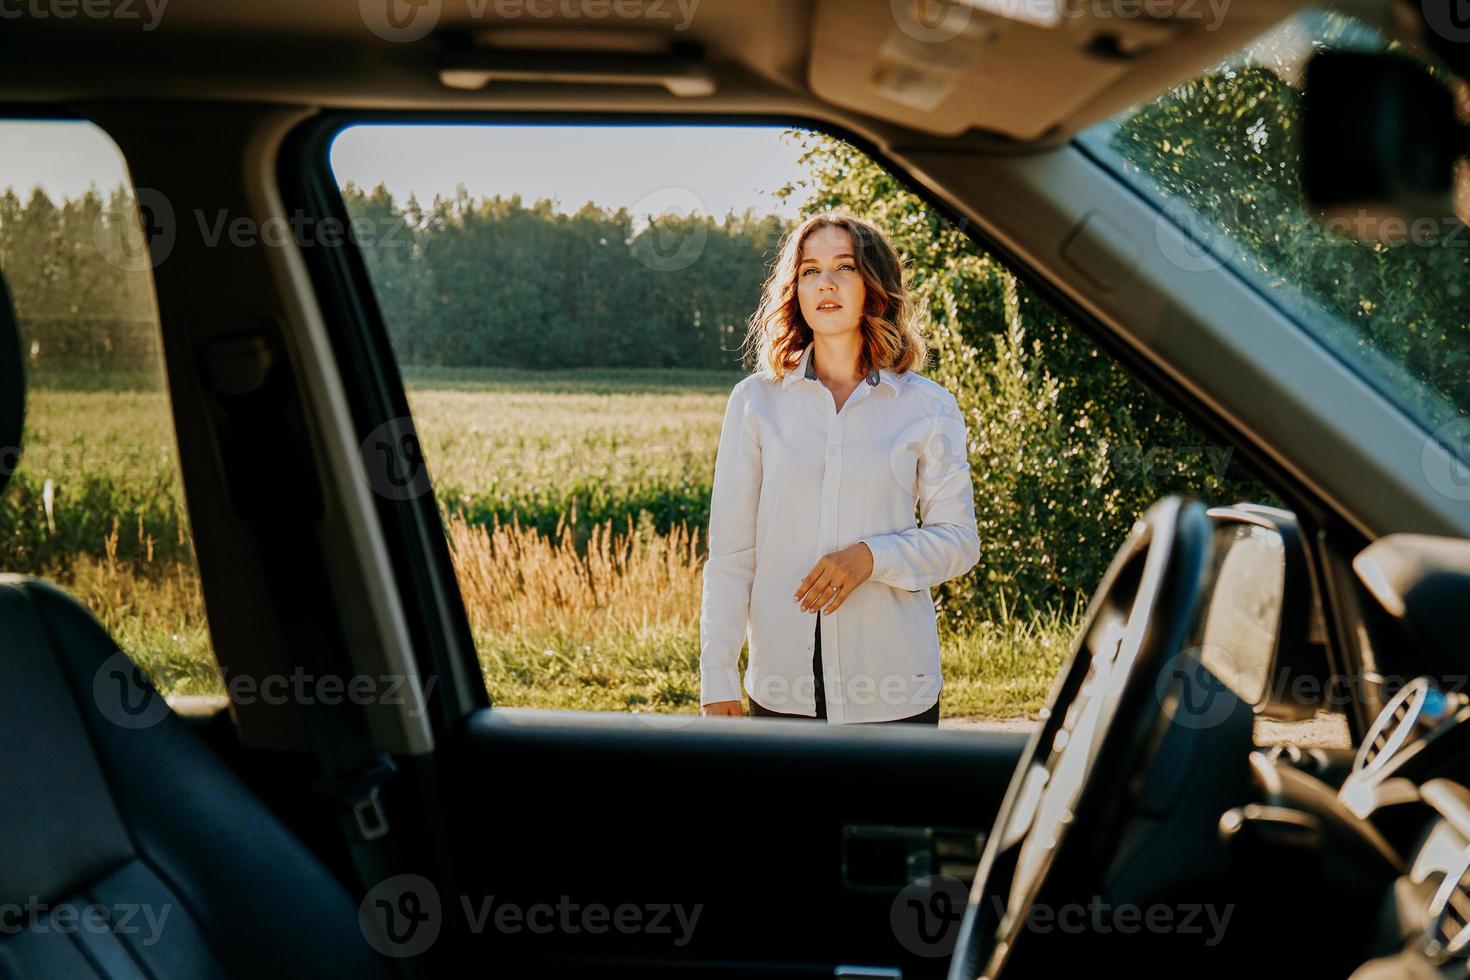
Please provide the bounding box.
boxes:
[774,134,1269,626]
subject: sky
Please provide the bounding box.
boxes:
[0,121,134,201]
[0,120,815,223]
[330,123,813,223]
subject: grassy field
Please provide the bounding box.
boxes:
[10,367,1074,720]
[405,367,734,539]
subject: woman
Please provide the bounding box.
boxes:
[699,212,981,725]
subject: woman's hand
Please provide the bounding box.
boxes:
[794,542,875,614]
[702,700,744,717]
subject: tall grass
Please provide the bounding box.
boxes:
[446,507,1076,717]
[44,520,217,696]
[448,505,706,712]
[9,371,1078,720]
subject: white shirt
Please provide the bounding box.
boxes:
[699,343,982,723]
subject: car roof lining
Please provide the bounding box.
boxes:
[0,0,1339,143]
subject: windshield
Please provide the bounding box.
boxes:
[1076,9,1470,469]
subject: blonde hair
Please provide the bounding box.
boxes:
[742,212,928,381]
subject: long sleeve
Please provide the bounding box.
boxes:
[860,398,981,592]
[699,381,762,705]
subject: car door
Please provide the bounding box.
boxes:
[439,711,1025,977]
[79,101,1250,978]
[278,113,1040,977]
[267,106,1302,975]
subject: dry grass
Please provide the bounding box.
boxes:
[15,375,1075,720]
[27,506,1072,719]
[447,506,709,712]
[446,507,1076,717]
[448,502,703,636]
[47,519,219,696]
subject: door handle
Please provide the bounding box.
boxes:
[841,824,985,891]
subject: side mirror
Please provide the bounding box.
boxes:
[1202,504,1330,722]
[1301,50,1467,242]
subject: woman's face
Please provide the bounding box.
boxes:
[796,224,866,339]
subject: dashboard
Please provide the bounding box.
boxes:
[953,502,1470,978]
[1242,533,1470,978]
[1247,673,1470,978]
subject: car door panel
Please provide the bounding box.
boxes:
[441,709,1026,977]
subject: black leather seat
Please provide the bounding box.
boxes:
[0,275,392,978]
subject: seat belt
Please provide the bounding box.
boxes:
[203,332,430,976]
[258,515,428,979]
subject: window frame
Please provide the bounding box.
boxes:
[0,110,223,678]
[277,108,1345,734]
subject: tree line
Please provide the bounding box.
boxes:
[345,185,793,372]
[0,187,160,387]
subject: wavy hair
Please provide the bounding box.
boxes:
[742,212,928,381]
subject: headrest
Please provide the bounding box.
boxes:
[0,270,23,495]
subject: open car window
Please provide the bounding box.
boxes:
[327,121,1267,724]
[0,120,215,697]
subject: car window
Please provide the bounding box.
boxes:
[0,120,216,696]
[329,122,1267,726]
[1076,8,1470,467]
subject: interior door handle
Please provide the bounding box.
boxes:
[841,824,986,891]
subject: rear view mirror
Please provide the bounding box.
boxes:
[1301,50,1467,242]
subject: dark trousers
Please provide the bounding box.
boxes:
[748,612,940,726]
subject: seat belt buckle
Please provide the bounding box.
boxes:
[352,786,390,842]
[313,753,398,843]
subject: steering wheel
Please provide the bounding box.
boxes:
[946,496,1217,979]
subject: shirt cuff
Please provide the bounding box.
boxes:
[860,535,895,586]
[700,666,743,706]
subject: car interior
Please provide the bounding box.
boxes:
[1,0,1470,978]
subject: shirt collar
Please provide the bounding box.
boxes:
[779,344,903,394]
